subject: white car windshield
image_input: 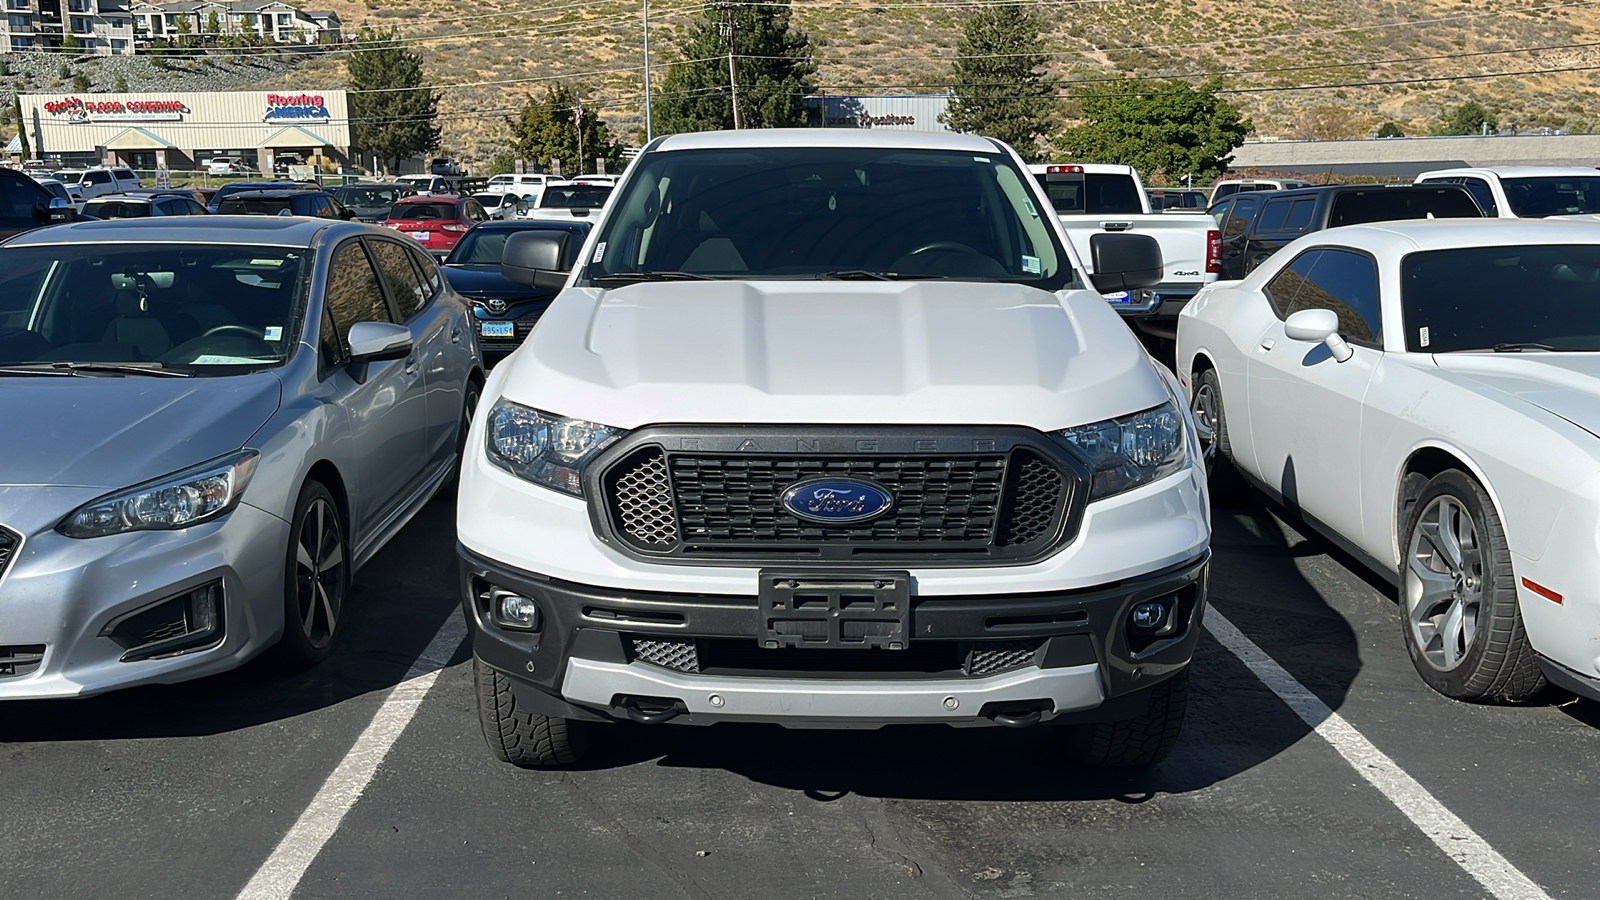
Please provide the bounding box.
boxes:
[585,146,1073,287]
[1402,243,1600,352]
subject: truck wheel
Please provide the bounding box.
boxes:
[474,654,590,767]
[1190,368,1248,507]
[1399,470,1545,703]
[1064,668,1188,768]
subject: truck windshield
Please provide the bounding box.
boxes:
[589,146,1073,287]
[1035,172,1144,215]
[1501,176,1600,217]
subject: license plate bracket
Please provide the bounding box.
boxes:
[757,570,911,650]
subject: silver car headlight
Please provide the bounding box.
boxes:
[1057,402,1187,500]
[485,399,623,496]
[59,450,260,538]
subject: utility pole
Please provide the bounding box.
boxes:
[642,0,653,141]
[716,2,741,129]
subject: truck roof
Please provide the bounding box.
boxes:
[1416,166,1600,180]
[1026,162,1137,175]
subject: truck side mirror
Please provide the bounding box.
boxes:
[502,229,572,290]
[1087,232,1163,294]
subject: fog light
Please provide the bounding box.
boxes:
[103,580,225,662]
[491,589,540,631]
[1130,600,1168,631]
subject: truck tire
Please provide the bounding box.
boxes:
[1064,668,1188,768]
[474,654,590,767]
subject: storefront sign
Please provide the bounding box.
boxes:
[264,93,330,123]
[43,96,187,123]
[824,113,918,128]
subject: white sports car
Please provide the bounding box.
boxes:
[1176,219,1600,705]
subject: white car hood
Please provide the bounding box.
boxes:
[498,280,1168,431]
[1435,354,1600,438]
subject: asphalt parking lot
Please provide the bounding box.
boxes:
[3,487,1595,900]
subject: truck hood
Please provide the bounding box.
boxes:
[0,372,281,489]
[497,281,1169,431]
[1434,354,1600,439]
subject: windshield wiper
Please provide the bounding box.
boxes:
[591,271,715,286]
[818,270,953,281]
[1492,342,1559,353]
[0,361,193,377]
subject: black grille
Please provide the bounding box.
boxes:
[969,639,1044,676]
[598,435,1078,564]
[0,644,45,678]
[631,636,698,672]
[0,526,16,579]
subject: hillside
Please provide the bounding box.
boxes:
[254,0,1600,165]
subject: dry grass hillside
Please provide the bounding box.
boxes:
[257,0,1600,166]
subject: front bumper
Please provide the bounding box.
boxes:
[461,545,1208,728]
[0,503,290,700]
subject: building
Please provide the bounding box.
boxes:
[1229,133,1600,180]
[130,1,339,46]
[17,88,351,170]
[3,0,137,55]
[804,95,951,133]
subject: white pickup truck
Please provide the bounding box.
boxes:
[1030,163,1219,339]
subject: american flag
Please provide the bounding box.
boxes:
[573,96,583,126]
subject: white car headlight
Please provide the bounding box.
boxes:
[485,399,623,496]
[1057,402,1187,500]
[59,450,259,538]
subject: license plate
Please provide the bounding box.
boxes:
[409,231,429,240]
[757,570,911,650]
[480,321,514,338]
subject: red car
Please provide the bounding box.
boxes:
[385,194,490,256]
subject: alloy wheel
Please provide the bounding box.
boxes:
[1404,494,1483,672]
[294,497,345,650]
[1190,381,1219,469]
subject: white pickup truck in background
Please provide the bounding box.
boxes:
[1030,163,1220,339]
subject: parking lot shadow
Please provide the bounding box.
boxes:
[0,496,467,743]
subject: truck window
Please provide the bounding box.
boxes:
[1328,188,1483,227]
[1283,198,1316,231]
[1034,173,1144,215]
[1500,176,1600,217]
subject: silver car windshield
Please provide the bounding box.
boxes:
[0,243,308,372]
[586,146,1072,287]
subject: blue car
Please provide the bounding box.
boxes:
[442,219,591,364]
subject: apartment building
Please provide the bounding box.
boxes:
[2,0,136,55]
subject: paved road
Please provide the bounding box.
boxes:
[3,488,1595,899]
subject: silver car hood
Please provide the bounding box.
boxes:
[1435,354,1600,438]
[0,372,282,490]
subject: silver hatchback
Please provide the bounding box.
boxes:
[0,217,483,698]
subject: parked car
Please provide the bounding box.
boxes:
[1030,163,1219,338]
[270,153,307,176]
[1414,166,1600,218]
[0,217,484,699]
[215,189,353,219]
[458,129,1208,769]
[122,187,211,206]
[0,168,80,238]
[1210,178,1313,203]
[486,173,554,201]
[82,193,210,219]
[207,180,317,214]
[397,174,450,195]
[1148,189,1210,211]
[517,180,613,220]
[1178,219,1600,707]
[204,158,253,176]
[332,182,417,223]
[431,157,465,177]
[471,192,521,221]
[21,159,54,177]
[1208,183,1483,280]
[54,167,142,204]
[442,220,592,364]
[33,176,75,207]
[385,194,489,257]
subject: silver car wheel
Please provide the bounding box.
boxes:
[1404,494,1482,672]
[294,497,345,650]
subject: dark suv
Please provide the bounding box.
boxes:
[0,169,79,238]
[1208,183,1483,280]
[215,189,353,219]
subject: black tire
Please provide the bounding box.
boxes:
[474,654,591,767]
[1399,470,1546,702]
[446,379,482,490]
[272,480,348,670]
[1064,668,1189,768]
[1190,367,1249,507]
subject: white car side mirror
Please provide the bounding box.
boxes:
[1284,308,1355,362]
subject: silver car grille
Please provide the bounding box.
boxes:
[0,526,17,580]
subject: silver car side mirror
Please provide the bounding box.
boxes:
[347,321,413,362]
[1284,308,1354,362]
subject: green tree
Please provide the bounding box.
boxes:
[13,95,28,160]
[1056,78,1252,183]
[940,4,1057,161]
[1376,121,1405,138]
[1439,99,1498,135]
[115,74,129,93]
[60,33,80,57]
[654,0,816,133]
[508,83,623,175]
[71,72,89,92]
[347,25,441,172]
[174,13,192,48]
[205,9,220,34]
[486,152,515,176]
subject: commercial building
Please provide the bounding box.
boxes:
[804,94,951,133]
[1229,133,1600,179]
[16,88,351,170]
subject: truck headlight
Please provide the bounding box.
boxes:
[1057,402,1187,500]
[59,450,259,538]
[485,399,623,496]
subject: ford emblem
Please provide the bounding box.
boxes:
[780,478,894,524]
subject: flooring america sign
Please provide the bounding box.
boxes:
[264,93,330,124]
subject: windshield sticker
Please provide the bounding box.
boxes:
[592,241,606,264]
[1420,326,1431,348]
[1023,198,1038,217]
[249,259,285,267]
[973,156,990,163]
[191,355,274,365]
[263,325,284,342]
[1022,255,1042,274]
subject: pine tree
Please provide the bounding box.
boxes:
[941,5,1057,161]
[347,25,441,173]
[654,0,816,134]
[508,83,623,175]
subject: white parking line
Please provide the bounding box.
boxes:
[1205,610,1553,900]
[235,613,469,900]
